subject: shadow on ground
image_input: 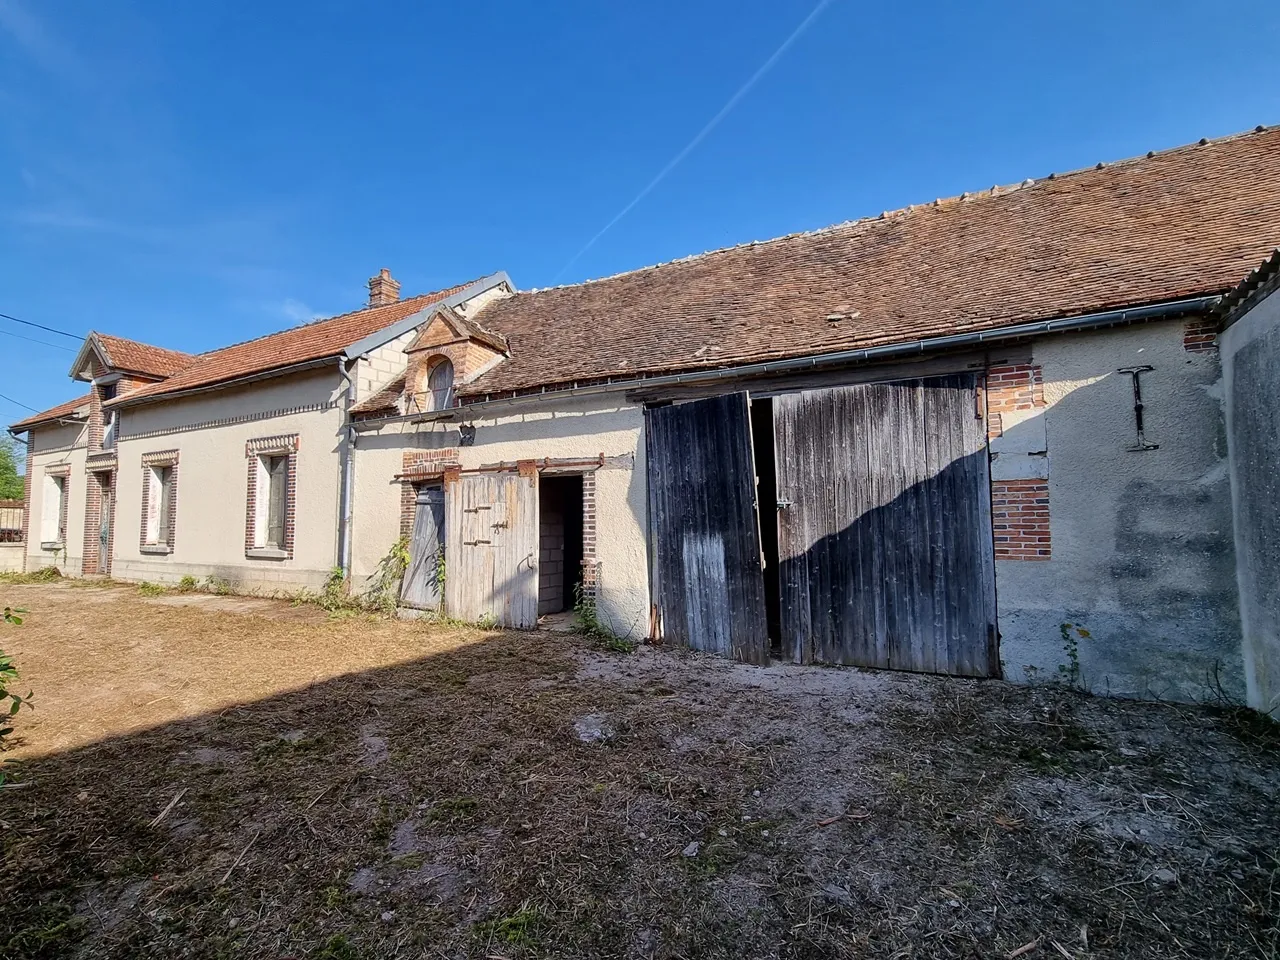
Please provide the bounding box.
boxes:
[1,585,1277,960]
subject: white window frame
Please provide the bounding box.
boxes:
[41,474,66,546]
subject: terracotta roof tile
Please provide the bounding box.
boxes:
[462,126,1280,397]
[114,280,481,405]
[93,333,196,378]
[9,393,91,433]
[351,374,407,418]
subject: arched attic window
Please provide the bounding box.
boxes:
[421,357,454,412]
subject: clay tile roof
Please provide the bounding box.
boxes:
[114,279,482,406]
[93,333,196,378]
[9,393,91,433]
[461,125,1280,398]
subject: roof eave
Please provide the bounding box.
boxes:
[108,356,343,410]
[342,271,515,360]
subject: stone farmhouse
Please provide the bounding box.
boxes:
[9,125,1280,710]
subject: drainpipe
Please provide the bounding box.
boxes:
[336,360,357,580]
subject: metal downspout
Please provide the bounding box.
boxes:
[337,360,357,578]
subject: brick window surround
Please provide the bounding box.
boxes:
[991,479,1050,560]
[245,435,299,559]
[139,450,179,554]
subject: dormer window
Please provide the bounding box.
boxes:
[423,358,454,411]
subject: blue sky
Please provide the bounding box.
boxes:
[2,0,1277,427]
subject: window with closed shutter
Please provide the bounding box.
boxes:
[266,455,288,549]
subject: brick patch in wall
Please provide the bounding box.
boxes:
[399,449,459,536]
[991,479,1050,560]
[1182,315,1219,353]
[986,363,1045,440]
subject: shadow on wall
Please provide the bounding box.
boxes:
[991,368,1240,703]
[774,447,997,678]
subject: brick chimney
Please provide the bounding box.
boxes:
[367,268,401,307]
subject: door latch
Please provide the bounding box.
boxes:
[776,498,793,509]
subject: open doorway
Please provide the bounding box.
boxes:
[750,395,783,656]
[538,474,584,616]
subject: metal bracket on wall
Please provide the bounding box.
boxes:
[1118,365,1159,452]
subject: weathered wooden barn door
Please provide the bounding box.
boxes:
[646,393,770,665]
[401,484,445,610]
[445,471,539,628]
[773,374,998,677]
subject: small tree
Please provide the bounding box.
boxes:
[0,435,23,501]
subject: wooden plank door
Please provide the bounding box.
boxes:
[646,393,770,665]
[401,484,445,610]
[445,472,539,628]
[773,374,998,677]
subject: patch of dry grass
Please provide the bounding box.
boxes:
[0,583,1277,959]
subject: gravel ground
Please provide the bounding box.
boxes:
[1,581,1277,959]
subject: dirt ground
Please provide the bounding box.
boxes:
[1,581,1277,959]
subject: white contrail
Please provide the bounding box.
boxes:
[552,0,838,283]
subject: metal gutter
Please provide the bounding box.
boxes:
[354,294,1219,429]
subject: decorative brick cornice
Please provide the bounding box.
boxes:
[245,434,300,457]
[44,463,72,478]
[141,449,179,467]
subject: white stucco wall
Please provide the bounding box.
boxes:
[24,420,88,573]
[0,543,23,573]
[1220,284,1280,713]
[995,319,1241,701]
[352,393,649,636]
[111,369,345,592]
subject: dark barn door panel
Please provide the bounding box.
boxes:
[773,375,998,677]
[646,393,770,665]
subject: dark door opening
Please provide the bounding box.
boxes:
[749,396,783,656]
[538,475,584,615]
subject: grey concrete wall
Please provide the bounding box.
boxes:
[1221,286,1280,714]
[996,319,1242,701]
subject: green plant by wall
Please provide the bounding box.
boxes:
[1058,622,1089,690]
[573,582,635,652]
[177,575,198,592]
[0,647,34,784]
[361,537,411,614]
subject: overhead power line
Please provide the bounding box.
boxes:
[552,0,838,282]
[0,390,39,413]
[0,327,77,352]
[0,310,84,341]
